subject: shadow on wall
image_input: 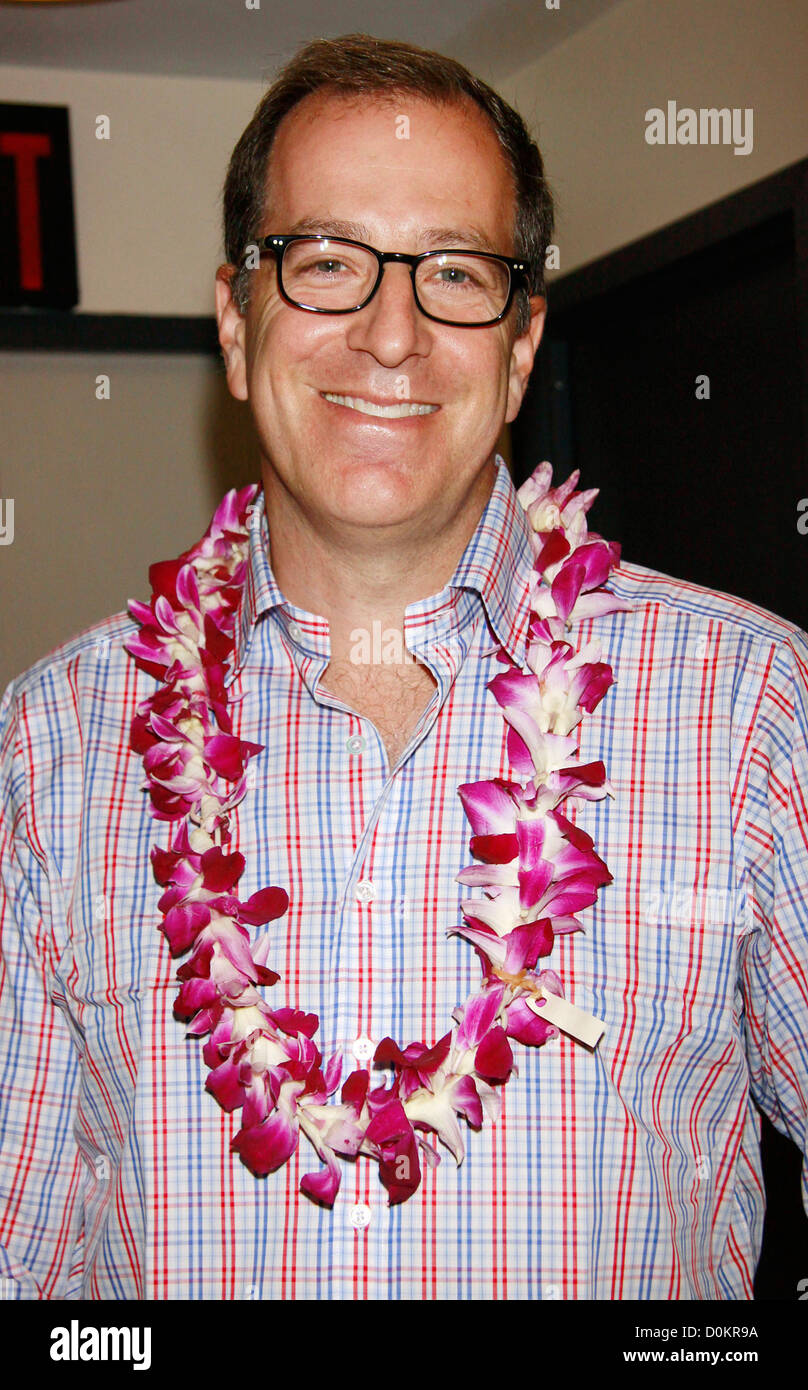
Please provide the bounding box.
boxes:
[204,360,262,501]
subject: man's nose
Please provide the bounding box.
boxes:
[344,261,431,363]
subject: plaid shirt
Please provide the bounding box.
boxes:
[2,456,807,1300]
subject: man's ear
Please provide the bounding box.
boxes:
[215,264,248,402]
[505,295,546,424]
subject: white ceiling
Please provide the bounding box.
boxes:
[0,0,624,84]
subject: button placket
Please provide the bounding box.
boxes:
[349,1203,372,1230]
[351,1035,374,1063]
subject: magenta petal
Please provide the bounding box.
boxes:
[241,1079,273,1129]
[124,630,169,668]
[503,919,554,971]
[153,593,180,634]
[232,1108,299,1176]
[300,1157,341,1207]
[206,1058,244,1111]
[543,880,605,915]
[127,597,157,627]
[161,900,211,954]
[487,667,536,715]
[505,995,558,1046]
[213,920,261,976]
[550,559,585,622]
[457,983,505,1049]
[148,711,186,743]
[517,860,555,912]
[205,733,263,780]
[556,761,607,796]
[150,846,186,885]
[211,482,258,536]
[457,778,519,836]
[200,846,245,891]
[554,469,584,510]
[365,1099,421,1205]
[324,1051,343,1095]
[176,562,201,614]
[457,863,515,887]
[568,540,612,591]
[468,832,520,864]
[270,1007,319,1039]
[174,976,219,1019]
[506,724,535,777]
[342,1068,370,1114]
[535,528,570,574]
[570,663,613,715]
[184,1004,220,1036]
[474,1025,513,1082]
[570,589,632,621]
[452,1074,484,1128]
[240,886,290,926]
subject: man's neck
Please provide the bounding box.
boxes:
[261,458,498,666]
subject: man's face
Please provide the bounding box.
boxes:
[216,90,545,540]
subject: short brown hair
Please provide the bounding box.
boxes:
[222,33,554,336]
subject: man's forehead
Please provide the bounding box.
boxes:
[260,89,515,243]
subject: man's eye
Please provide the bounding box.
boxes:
[301,259,350,276]
[431,266,479,289]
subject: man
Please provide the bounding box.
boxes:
[1,34,806,1301]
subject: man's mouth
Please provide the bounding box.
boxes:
[321,392,439,419]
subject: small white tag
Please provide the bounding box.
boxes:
[526,988,605,1049]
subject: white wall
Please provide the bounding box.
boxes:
[0,64,261,314]
[499,0,808,276]
[0,350,261,688]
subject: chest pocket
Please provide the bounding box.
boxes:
[592,878,748,1056]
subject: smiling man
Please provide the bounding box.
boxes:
[215,83,545,768]
[1,34,807,1303]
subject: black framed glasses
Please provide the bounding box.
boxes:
[248,234,533,327]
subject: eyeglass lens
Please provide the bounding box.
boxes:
[280,238,511,322]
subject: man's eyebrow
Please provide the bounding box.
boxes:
[282,217,503,254]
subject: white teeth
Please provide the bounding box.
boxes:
[323,393,438,418]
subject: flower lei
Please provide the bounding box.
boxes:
[125,463,629,1207]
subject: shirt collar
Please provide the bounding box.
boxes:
[228,453,536,684]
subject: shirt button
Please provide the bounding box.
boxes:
[287,621,302,642]
[352,1035,374,1062]
[349,1203,372,1230]
[356,879,375,903]
[346,734,366,754]
[92,894,106,922]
